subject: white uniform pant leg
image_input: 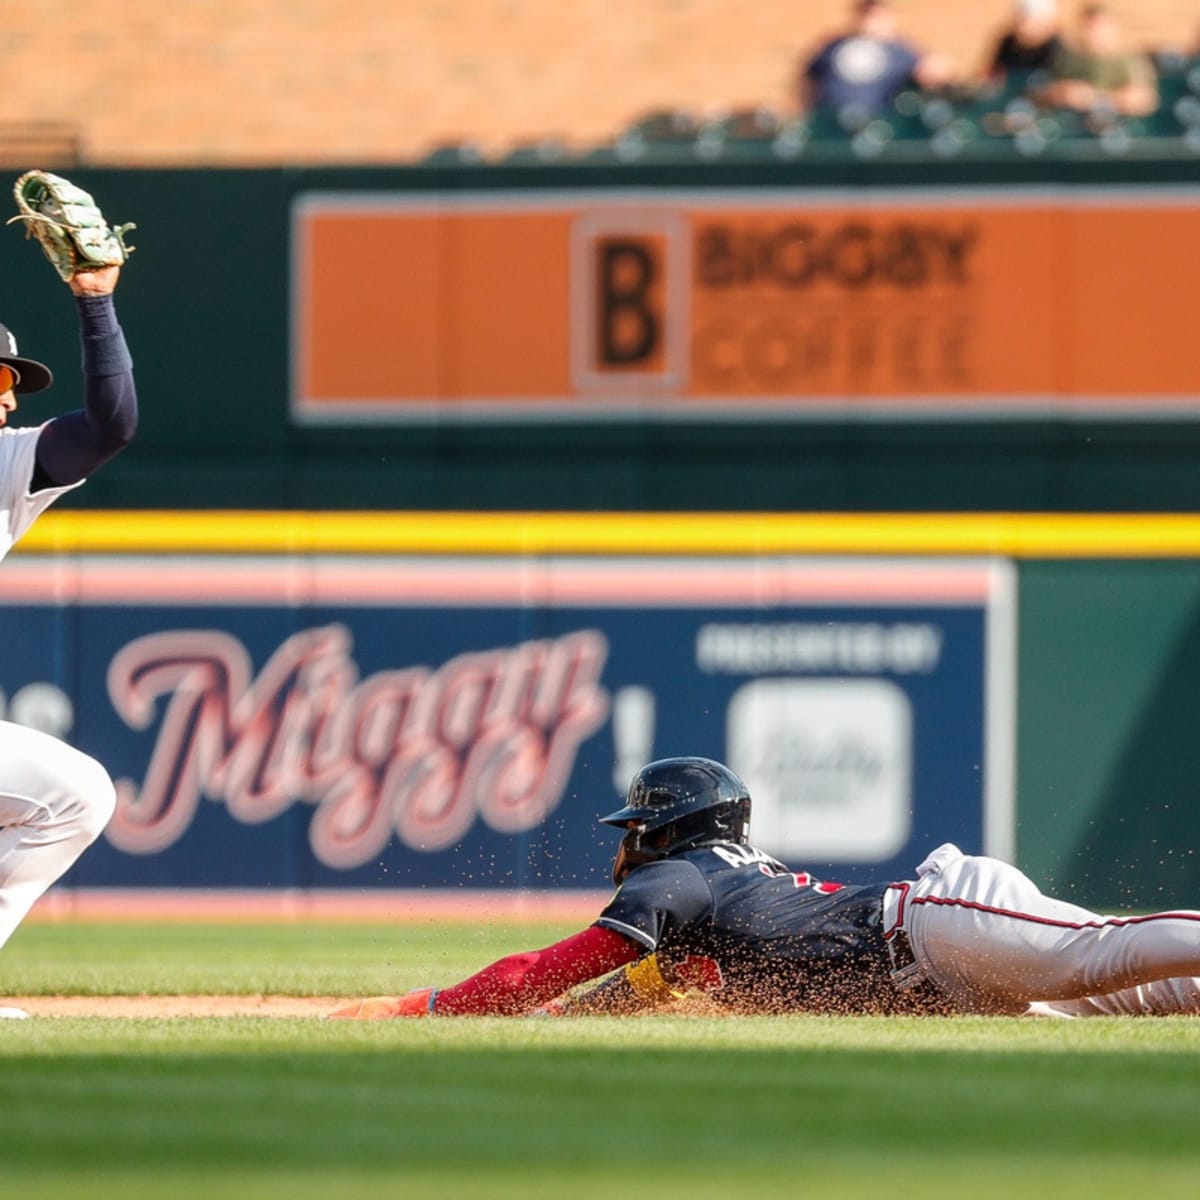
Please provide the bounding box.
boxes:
[0,720,116,950]
[1035,977,1200,1017]
[903,843,1200,1013]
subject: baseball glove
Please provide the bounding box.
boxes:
[7,170,136,281]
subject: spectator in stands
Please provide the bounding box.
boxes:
[1034,3,1158,116]
[985,0,1065,85]
[798,0,957,118]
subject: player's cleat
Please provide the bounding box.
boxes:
[325,987,438,1020]
[1025,1001,1077,1020]
[0,1006,29,1019]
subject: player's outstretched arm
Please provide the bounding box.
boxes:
[8,171,138,490]
[32,265,137,489]
[326,925,640,1019]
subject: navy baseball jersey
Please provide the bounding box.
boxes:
[595,841,922,1013]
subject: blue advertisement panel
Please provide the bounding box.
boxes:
[0,555,1014,891]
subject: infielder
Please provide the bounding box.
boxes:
[329,757,1200,1019]
[0,182,137,1017]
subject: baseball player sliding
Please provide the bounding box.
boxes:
[0,173,136,1018]
[330,757,1200,1020]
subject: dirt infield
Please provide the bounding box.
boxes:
[7,995,341,1018]
[6,994,732,1019]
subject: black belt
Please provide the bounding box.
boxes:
[886,924,949,1012]
[888,926,918,972]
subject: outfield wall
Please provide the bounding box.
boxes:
[6,162,1200,515]
[8,161,1200,910]
[10,511,1200,911]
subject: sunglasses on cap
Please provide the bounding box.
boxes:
[0,364,19,395]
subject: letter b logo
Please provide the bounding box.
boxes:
[573,216,684,394]
[598,238,661,367]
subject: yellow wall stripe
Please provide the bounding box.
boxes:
[15,511,1200,558]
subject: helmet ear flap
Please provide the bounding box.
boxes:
[733,796,751,842]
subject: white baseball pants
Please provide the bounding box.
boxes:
[0,719,116,950]
[1030,976,1200,1017]
[894,843,1200,1015]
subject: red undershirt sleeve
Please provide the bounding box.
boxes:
[433,925,641,1015]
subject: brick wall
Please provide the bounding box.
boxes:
[0,0,1194,165]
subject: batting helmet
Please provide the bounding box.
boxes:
[601,756,752,884]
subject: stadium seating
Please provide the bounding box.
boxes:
[485,56,1200,168]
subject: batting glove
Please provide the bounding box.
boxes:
[326,987,439,1019]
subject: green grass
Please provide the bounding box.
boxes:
[3,920,1200,1200]
[0,918,580,994]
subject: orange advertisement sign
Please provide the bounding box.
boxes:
[291,188,1200,421]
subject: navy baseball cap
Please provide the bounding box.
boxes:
[0,323,52,394]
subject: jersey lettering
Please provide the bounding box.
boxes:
[710,843,844,893]
[760,862,846,895]
[710,843,782,870]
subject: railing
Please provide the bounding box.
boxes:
[0,122,82,168]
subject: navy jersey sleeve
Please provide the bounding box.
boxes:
[33,294,136,490]
[594,858,713,951]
